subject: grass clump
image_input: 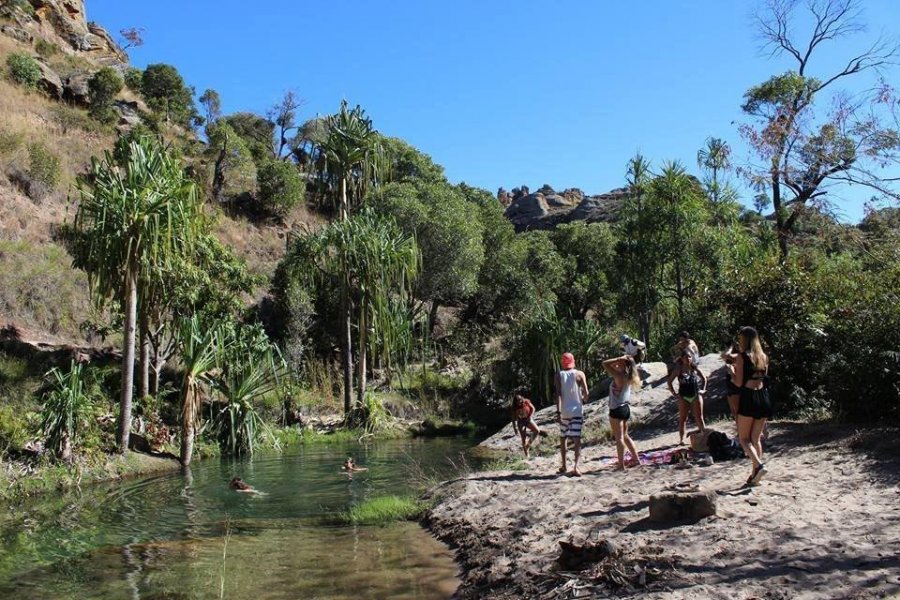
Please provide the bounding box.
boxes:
[333,495,426,526]
[6,53,41,89]
[26,142,61,200]
[482,455,529,471]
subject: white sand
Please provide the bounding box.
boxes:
[425,357,900,599]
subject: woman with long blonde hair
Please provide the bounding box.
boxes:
[603,355,642,470]
[732,326,772,486]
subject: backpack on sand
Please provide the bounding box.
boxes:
[707,430,743,461]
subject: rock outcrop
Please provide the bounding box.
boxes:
[23,0,126,63]
[34,57,63,98]
[501,183,632,231]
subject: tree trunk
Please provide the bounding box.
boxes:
[149,345,162,397]
[340,176,348,220]
[180,378,195,466]
[356,306,367,412]
[428,300,440,335]
[772,172,789,259]
[138,311,150,399]
[116,267,138,453]
[341,278,353,416]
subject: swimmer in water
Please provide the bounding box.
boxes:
[341,457,368,472]
[229,476,255,493]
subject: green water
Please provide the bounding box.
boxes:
[0,437,480,599]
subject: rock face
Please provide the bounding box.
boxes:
[28,0,127,63]
[34,58,63,98]
[63,70,91,105]
[502,184,632,231]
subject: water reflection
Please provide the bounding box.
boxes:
[0,437,477,599]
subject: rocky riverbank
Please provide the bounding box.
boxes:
[424,358,900,599]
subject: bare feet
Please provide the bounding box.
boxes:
[557,467,567,475]
[571,468,582,477]
[614,464,625,471]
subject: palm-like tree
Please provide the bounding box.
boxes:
[308,101,386,414]
[213,327,283,456]
[696,137,731,203]
[70,136,201,452]
[305,210,419,418]
[175,314,228,465]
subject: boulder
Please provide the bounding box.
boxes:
[567,189,630,223]
[558,539,620,570]
[114,100,141,128]
[544,193,573,207]
[504,192,549,226]
[648,490,717,523]
[35,59,63,98]
[63,70,91,105]
[0,24,34,44]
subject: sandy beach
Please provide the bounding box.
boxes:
[425,357,900,599]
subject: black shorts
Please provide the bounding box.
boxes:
[738,387,772,420]
[609,404,631,422]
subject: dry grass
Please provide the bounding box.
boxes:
[0,239,94,338]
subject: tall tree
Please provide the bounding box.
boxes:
[740,0,900,258]
[68,137,201,452]
[311,101,384,414]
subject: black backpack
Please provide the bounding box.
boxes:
[707,430,743,461]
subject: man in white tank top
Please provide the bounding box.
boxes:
[555,352,589,476]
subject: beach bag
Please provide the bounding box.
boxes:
[707,430,743,461]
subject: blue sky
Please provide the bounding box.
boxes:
[87,0,900,223]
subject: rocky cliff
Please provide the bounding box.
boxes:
[3,0,126,64]
[498,183,632,231]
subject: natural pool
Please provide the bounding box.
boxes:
[0,437,481,599]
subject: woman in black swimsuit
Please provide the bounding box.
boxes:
[731,326,771,486]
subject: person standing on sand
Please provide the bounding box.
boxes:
[511,394,541,457]
[731,326,772,486]
[667,350,708,445]
[603,355,642,470]
[555,352,588,476]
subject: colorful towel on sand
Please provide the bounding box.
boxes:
[593,447,686,467]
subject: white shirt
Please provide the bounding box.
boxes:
[558,370,583,419]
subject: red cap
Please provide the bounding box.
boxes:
[561,352,575,370]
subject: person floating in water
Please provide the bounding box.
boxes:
[341,457,368,472]
[229,477,254,493]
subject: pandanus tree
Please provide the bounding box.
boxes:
[300,210,419,419]
[306,101,386,414]
[213,325,284,457]
[69,136,201,452]
[175,314,228,465]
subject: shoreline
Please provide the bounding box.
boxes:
[423,419,900,599]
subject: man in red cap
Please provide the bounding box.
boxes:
[554,352,589,476]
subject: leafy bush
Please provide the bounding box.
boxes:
[40,361,93,461]
[256,159,305,218]
[25,142,61,201]
[6,53,41,89]
[123,67,143,92]
[88,67,123,123]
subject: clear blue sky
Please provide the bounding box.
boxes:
[88,0,900,223]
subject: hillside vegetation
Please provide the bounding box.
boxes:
[0,0,897,498]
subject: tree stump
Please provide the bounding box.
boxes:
[648,490,717,522]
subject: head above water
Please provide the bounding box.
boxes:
[561,352,575,370]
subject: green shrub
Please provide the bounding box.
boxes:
[88,67,123,123]
[256,159,305,218]
[6,53,41,89]
[26,142,61,200]
[34,39,59,58]
[123,67,143,92]
[40,361,93,461]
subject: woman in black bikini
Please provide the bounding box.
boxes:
[731,326,771,486]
